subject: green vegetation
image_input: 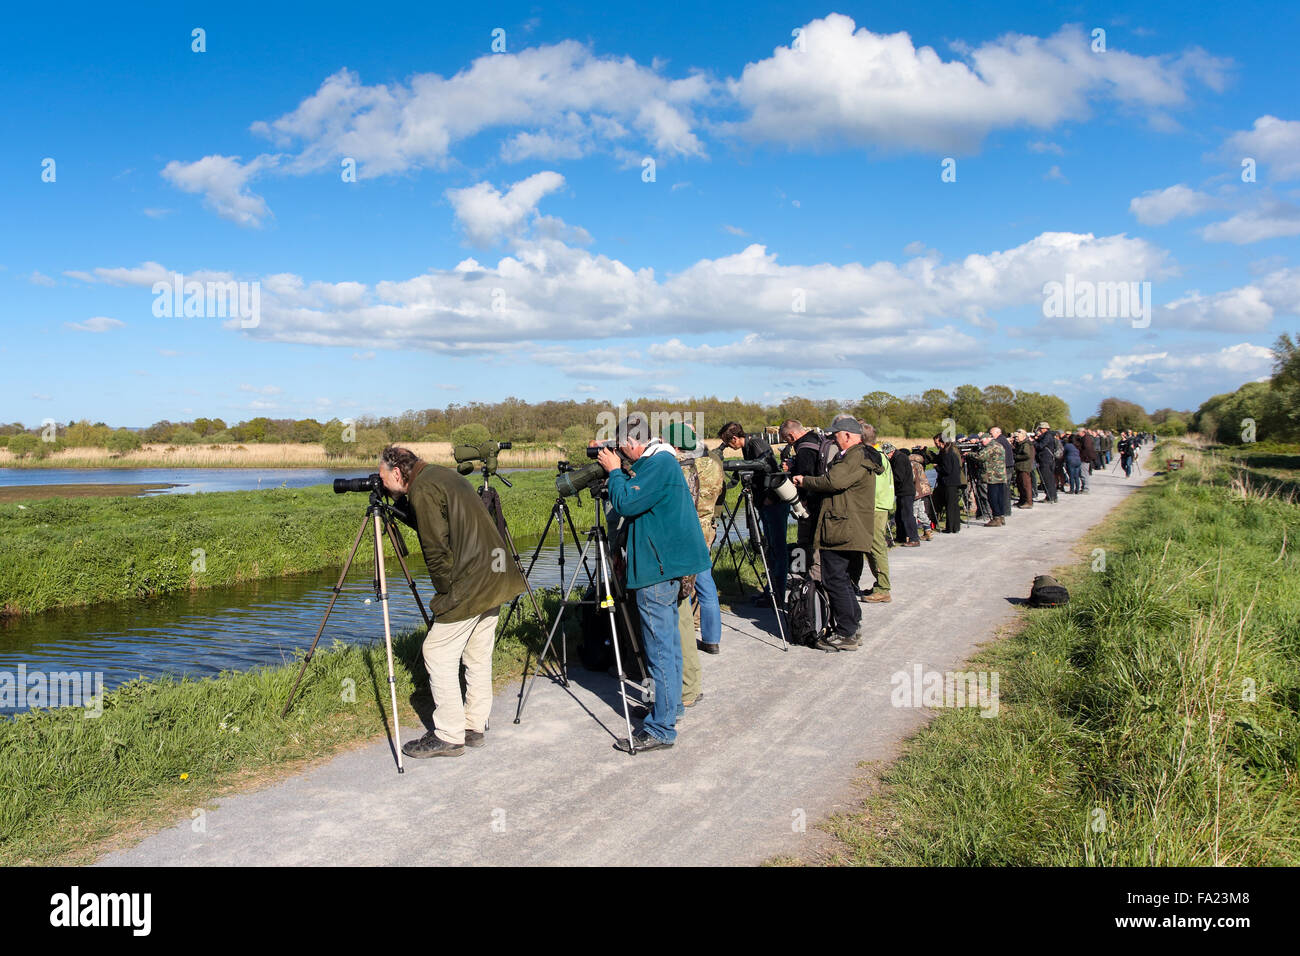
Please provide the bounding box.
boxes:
[817,440,1300,866]
[1193,331,1300,445]
[0,598,562,865]
[0,472,601,616]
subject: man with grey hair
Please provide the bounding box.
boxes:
[596,412,710,752]
[791,415,881,650]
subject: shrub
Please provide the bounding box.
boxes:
[450,423,490,447]
[170,427,201,445]
[105,429,142,455]
[7,434,39,458]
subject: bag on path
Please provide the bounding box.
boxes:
[1028,574,1070,607]
[785,574,834,647]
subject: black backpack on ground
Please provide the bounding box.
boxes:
[785,574,834,647]
[577,585,647,681]
[1028,574,1070,607]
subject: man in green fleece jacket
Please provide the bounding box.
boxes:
[596,412,710,753]
[378,445,526,759]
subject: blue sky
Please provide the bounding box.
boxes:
[3,0,1298,428]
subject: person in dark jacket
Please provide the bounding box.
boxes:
[380,445,527,759]
[779,419,831,577]
[1033,422,1058,503]
[791,415,881,651]
[1063,438,1082,493]
[1013,429,1036,507]
[719,421,788,603]
[991,426,1015,517]
[599,413,711,753]
[884,442,918,545]
[927,434,964,532]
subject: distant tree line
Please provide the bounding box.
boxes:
[2,383,1200,459]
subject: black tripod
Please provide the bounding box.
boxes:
[468,462,549,632]
[281,490,430,773]
[514,491,649,753]
[711,475,789,650]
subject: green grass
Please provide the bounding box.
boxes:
[0,471,601,616]
[0,593,567,865]
[815,440,1300,866]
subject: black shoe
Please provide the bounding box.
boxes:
[615,730,674,753]
[465,729,486,748]
[697,640,721,655]
[402,731,465,758]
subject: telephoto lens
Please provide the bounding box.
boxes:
[770,473,809,520]
[333,474,382,494]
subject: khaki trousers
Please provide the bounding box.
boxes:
[866,508,891,592]
[421,608,498,745]
[678,598,701,703]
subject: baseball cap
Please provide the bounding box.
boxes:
[828,414,863,435]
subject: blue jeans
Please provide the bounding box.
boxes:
[759,500,790,601]
[634,580,682,744]
[694,567,722,646]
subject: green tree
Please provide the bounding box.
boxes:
[451,423,490,447]
[106,429,142,455]
[7,434,39,458]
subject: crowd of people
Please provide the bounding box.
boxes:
[377,414,1150,758]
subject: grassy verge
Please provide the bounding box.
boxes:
[0,472,602,616]
[0,592,569,866]
[807,440,1300,866]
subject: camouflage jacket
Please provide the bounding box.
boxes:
[977,441,1007,484]
[692,452,724,548]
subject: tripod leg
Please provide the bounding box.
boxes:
[710,493,747,591]
[499,520,548,630]
[514,532,600,723]
[282,512,370,717]
[384,519,431,629]
[598,529,638,755]
[500,504,559,632]
[373,515,405,773]
[743,489,789,651]
[561,499,597,589]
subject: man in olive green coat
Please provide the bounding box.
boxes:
[379,445,526,759]
[791,415,881,651]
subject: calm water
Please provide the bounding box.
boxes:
[0,467,360,494]
[0,466,539,495]
[0,536,587,712]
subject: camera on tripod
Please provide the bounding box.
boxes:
[722,458,808,520]
[333,473,383,494]
[454,440,512,476]
[555,458,607,499]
